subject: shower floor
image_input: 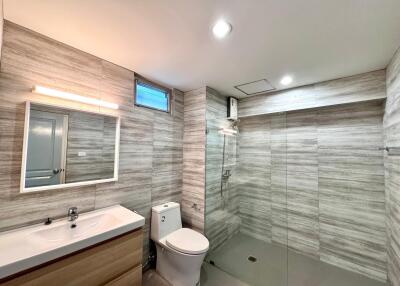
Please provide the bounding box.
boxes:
[206,232,388,286]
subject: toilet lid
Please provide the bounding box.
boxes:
[166,228,209,255]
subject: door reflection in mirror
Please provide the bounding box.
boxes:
[26,110,68,187]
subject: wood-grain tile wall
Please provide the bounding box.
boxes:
[182,87,206,232]
[237,115,272,241]
[318,102,386,281]
[0,0,3,61]
[286,110,319,258]
[238,70,386,118]
[384,47,400,286]
[65,111,116,183]
[0,21,184,264]
[270,114,288,245]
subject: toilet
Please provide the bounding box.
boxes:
[151,202,209,286]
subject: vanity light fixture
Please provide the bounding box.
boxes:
[212,19,232,39]
[32,86,119,110]
[280,75,293,86]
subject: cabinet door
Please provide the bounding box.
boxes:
[3,229,143,286]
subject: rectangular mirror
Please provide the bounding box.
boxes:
[21,101,120,193]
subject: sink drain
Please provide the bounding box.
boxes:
[248,256,257,262]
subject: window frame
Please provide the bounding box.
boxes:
[134,75,172,114]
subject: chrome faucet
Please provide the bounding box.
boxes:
[68,207,79,227]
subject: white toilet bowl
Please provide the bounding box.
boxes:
[151,203,209,286]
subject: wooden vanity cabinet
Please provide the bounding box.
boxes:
[2,229,143,286]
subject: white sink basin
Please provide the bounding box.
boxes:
[0,205,145,279]
[31,213,122,244]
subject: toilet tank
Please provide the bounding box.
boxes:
[151,202,182,241]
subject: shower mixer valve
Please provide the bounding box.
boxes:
[222,169,231,179]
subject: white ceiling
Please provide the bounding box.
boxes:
[4,0,400,98]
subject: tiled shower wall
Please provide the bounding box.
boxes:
[237,101,387,282]
[0,21,184,263]
[205,88,240,250]
[384,47,400,286]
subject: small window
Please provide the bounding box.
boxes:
[135,78,170,113]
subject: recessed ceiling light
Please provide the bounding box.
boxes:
[212,20,232,39]
[280,75,293,86]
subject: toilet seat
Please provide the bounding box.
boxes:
[165,228,209,255]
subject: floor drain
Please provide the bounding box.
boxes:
[248,256,257,262]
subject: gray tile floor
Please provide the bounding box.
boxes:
[143,232,388,286]
[201,263,250,286]
[206,232,388,286]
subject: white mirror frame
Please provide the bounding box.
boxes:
[20,101,120,193]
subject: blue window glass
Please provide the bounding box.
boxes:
[135,80,170,112]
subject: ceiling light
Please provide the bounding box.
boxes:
[212,20,232,39]
[280,76,293,86]
[32,86,119,109]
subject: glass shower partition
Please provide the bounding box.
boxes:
[204,114,289,286]
[205,106,387,286]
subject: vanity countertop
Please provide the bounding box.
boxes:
[0,205,145,279]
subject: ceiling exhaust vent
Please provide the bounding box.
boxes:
[234,79,275,96]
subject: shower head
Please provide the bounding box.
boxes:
[219,128,237,136]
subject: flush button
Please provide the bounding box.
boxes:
[161,216,166,222]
